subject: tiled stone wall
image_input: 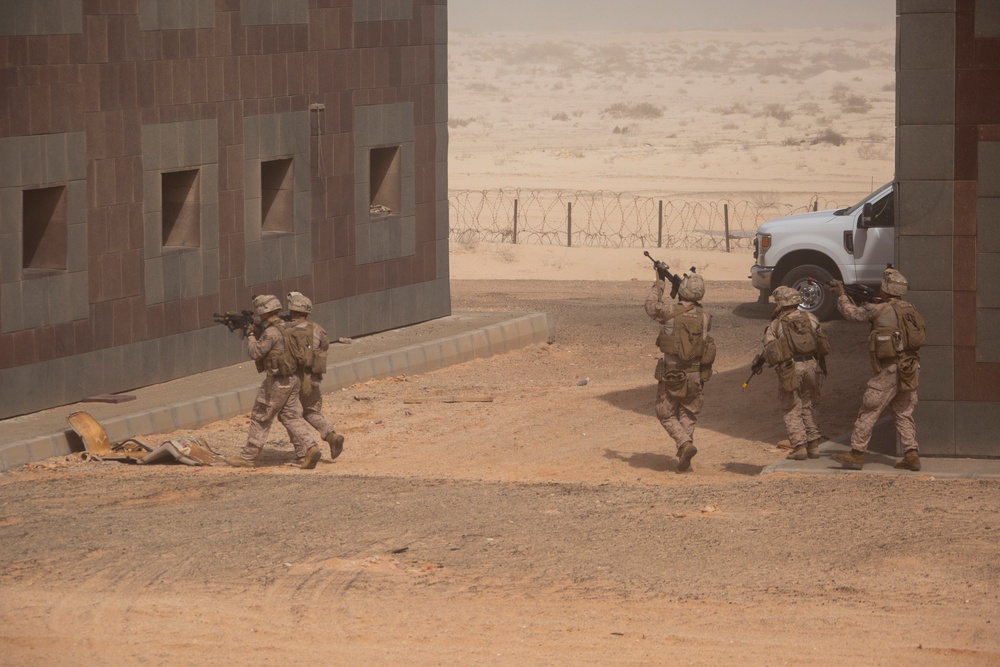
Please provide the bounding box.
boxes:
[0,0,83,36]
[0,0,451,419]
[243,111,311,284]
[141,119,220,304]
[0,132,90,333]
[897,0,1000,456]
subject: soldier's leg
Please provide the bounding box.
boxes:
[239,378,281,463]
[676,376,705,443]
[849,369,897,452]
[655,381,685,447]
[799,363,823,443]
[779,386,807,447]
[301,375,334,437]
[275,375,318,459]
[890,388,919,452]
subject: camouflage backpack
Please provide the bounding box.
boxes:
[781,310,829,357]
[281,321,315,373]
[892,300,926,352]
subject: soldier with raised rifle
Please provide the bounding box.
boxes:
[644,253,716,473]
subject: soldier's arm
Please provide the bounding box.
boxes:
[762,319,779,346]
[644,280,676,322]
[315,324,330,352]
[836,294,874,322]
[247,325,277,361]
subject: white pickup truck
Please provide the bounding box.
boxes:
[750,182,895,320]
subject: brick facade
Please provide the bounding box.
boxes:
[897,0,1000,456]
[0,0,450,418]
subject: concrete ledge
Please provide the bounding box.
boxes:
[0,313,554,471]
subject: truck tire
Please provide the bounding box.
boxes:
[781,265,837,321]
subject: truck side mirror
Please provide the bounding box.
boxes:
[859,202,873,229]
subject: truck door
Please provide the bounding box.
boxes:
[851,186,895,285]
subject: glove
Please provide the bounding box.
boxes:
[244,323,255,337]
[827,280,845,297]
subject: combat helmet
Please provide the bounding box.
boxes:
[252,294,282,317]
[772,285,802,307]
[881,268,908,297]
[286,291,313,314]
[678,272,705,302]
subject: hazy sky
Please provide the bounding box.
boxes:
[449,0,895,32]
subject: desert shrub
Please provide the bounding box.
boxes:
[865,128,887,143]
[829,83,851,103]
[601,102,662,120]
[798,101,822,116]
[551,112,570,122]
[717,101,750,115]
[781,137,801,146]
[857,143,889,160]
[840,94,872,114]
[811,128,847,146]
[571,110,584,118]
[722,122,739,130]
[762,103,792,122]
[448,117,475,128]
[468,82,500,94]
[881,82,895,92]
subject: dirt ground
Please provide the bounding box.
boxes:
[1,280,999,666]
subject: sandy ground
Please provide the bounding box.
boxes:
[2,279,999,666]
[2,28,997,667]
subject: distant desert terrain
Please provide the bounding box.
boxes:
[447,29,895,242]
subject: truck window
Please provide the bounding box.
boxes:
[868,192,894,228]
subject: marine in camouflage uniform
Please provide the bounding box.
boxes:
[762,286,827,461]
[226,295,321,469]
[286,291,345,461]
[644,271,714,473]
[829,268,923,471]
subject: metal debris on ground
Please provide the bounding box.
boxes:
[402,396,494,404]
[66,411,226,466]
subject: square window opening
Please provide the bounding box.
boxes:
[22,185,68,275]
[261,157,294,234]
[370,146,401,218]
[162,169,201,249]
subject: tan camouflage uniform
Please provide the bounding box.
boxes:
[238,322,317,463]
[291,319,336,439]
[645,280,711,449]
[762,311,824,449]
[837,296,919,454]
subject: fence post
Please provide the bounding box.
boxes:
[724,203,730,253]
[567,201,572,247]
[813,199,818,212]
[657,200,663,248]
[512,198,518,244]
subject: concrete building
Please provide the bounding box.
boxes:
[896,0,1000,456]
[0,0,449,419]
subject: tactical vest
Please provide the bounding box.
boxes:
[259,321,300,377]
[656,304,706,363]
[869,299,926,371]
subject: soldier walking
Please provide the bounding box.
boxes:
[829,268,926,471]
[645,270,715,473]
[226,294,322,469]
[761,286,829,460]
[286,291,346,460]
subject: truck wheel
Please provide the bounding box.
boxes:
[781,265,837,321]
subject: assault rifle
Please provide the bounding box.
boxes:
[644,251,695,300]
[214,309,258,337]
[213,310,292,337]
[742,353,765,390]
[827,281,880,305]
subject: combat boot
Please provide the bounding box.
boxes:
[675,441,697,473]
[894,450,921,471]
[325,431,345,460]
[786,444,808,460]
[831,449,865,470]
[806,438,823,459]
[225,457,254,468]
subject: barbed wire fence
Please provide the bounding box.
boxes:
[449,189,842,252]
